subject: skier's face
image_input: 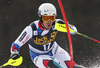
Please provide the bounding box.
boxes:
[42,15,56,29]
[42,20,53,29]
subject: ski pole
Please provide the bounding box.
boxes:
[55,23,100,43]
[68,26,100,43]
[74,32,100,43]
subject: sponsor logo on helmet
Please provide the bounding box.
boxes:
[44,10,49,12]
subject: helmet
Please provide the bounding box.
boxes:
[38,3,57,17]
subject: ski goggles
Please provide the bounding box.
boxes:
[42,15,56,22]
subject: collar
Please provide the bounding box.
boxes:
[38,21,49,30]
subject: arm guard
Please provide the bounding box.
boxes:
[55,22,78,35]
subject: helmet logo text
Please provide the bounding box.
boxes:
[44,10,49,12]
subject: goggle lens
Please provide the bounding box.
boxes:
[42,15,56,22]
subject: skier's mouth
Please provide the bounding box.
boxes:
[48,25,50,27]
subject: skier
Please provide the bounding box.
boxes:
[10,3,85,68]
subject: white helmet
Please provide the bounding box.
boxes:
[38,3,57,17]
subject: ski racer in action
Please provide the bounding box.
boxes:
[10,3,85,68]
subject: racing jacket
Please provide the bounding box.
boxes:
[11,19,63,54]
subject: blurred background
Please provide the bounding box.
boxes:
[0,0,100,68]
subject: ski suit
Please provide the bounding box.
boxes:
[11,19,77,68]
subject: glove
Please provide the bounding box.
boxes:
[68,24,78,35]
[11,42,20,54]
[10,53,20,60]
